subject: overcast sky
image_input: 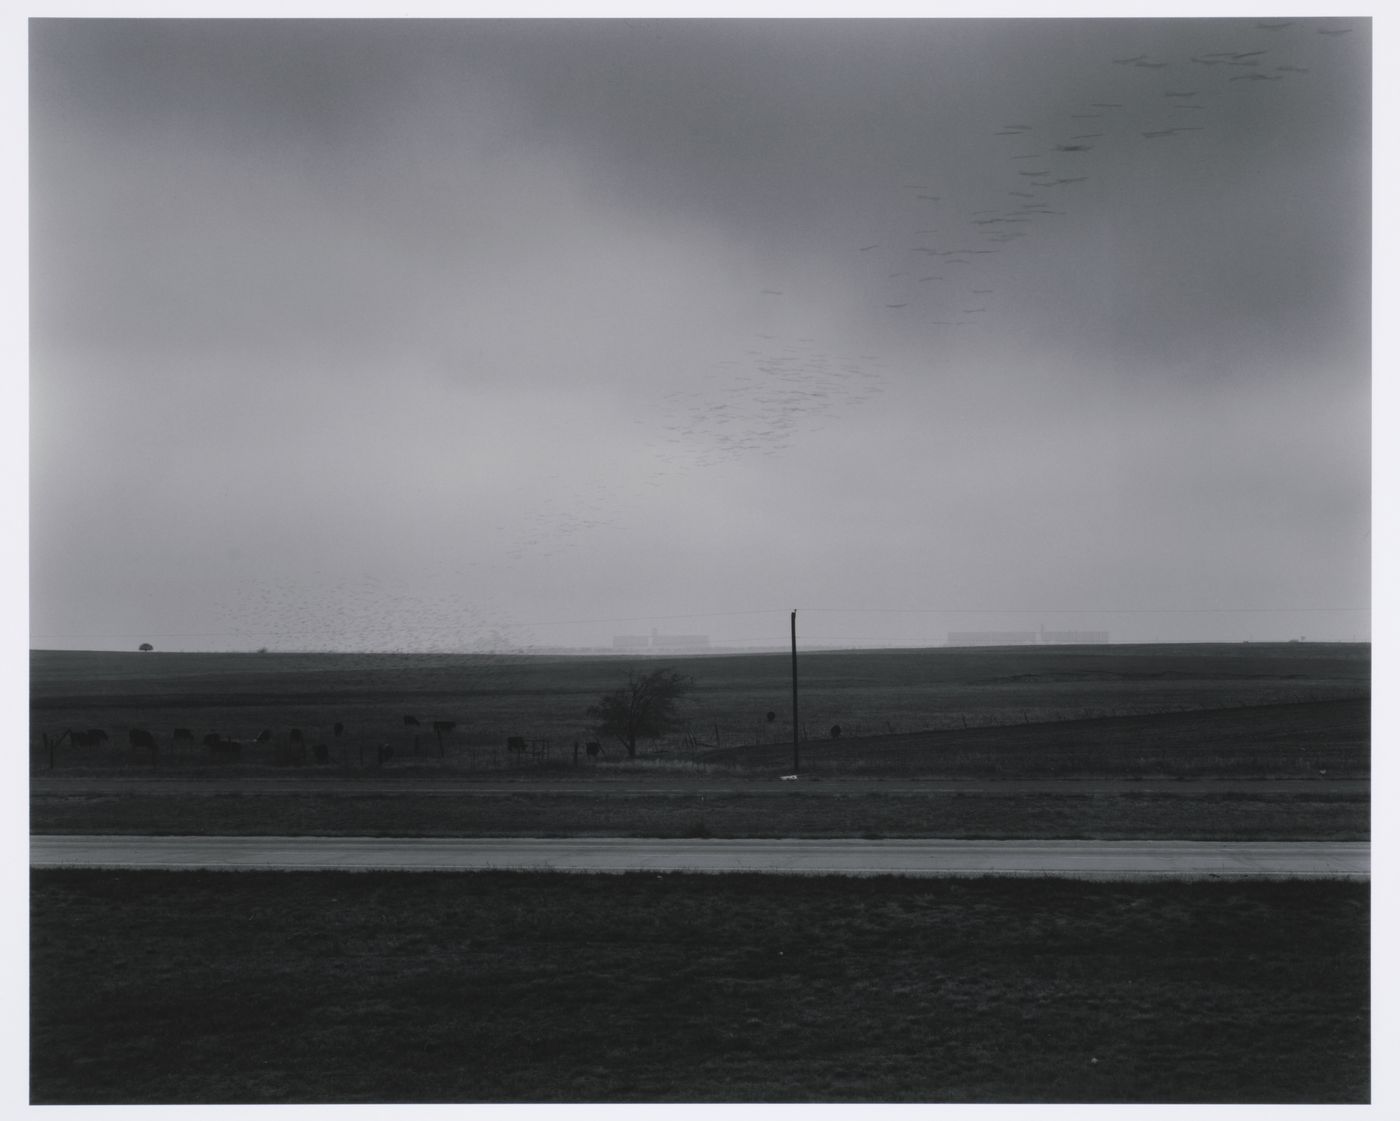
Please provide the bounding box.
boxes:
[28,15,1372,652]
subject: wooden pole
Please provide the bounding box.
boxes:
[791,610,799,775]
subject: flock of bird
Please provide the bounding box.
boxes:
[456,19,1362,646]
[623,18,1357,495]
[220,21,1360,653]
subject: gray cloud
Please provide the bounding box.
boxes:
[29,17,1370,651]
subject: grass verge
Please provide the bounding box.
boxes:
[28,788,1368,840]
[31,869,1368,1104]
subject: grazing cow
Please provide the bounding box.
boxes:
[430,720,457,758]
[70,728,107,748]
[830,724,842,740]
[766,711,777,723]
[209,738,242,761]
[506,735,528,753]
[128,728,159,763]
[403,716,420,727]
[585,741,602,759]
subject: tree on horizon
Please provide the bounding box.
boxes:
[587,667,694,758]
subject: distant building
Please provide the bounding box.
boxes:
[612,628,710,653]
[946,625,1109,647]
[946,630,1040,647]
[1039,629,1110,645]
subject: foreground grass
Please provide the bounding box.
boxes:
[31,870,1368,1103]
[29,788,1369,840]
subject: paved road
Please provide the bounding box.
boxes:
[29,835,1369,879]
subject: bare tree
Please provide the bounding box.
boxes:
[587,667,694,759]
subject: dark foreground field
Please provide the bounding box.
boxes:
[31,870,1368,1104]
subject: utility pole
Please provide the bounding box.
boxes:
[791,609,800,774]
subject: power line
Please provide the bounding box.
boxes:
[30,605,1370,643]
[796,607,1369,615]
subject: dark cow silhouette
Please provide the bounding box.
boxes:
[333,722,345,737]
[506,736,528,753]
[289,728,304,744]
[585,741,602,759]
[830,724,842,739]
[70,728,108,748]
[430,720,456,757]
[766,711,777,723]
[173,728,194,745]
[209,738,242,761]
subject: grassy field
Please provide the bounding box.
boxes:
[29,787,1368,841]
[31,642,1369,769]
[31,644,1370,840]
[31,869,1368,1104]
[28,645,1372,1104]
